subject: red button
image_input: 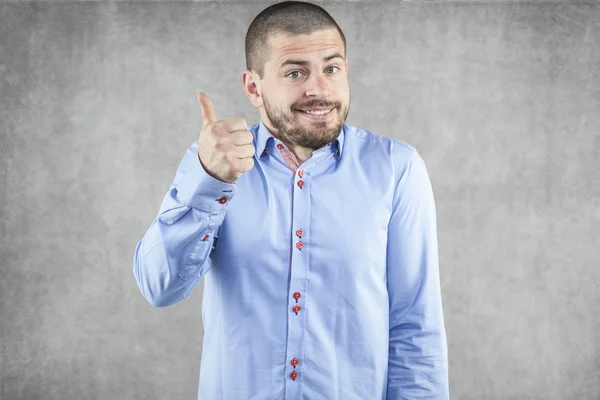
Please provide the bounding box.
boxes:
[290,371,298,380]
[298,170,304,177]
[297,180,304,188]
[296,241,303,250]
[202,234,209,241]
[293,292,301,300]
[296,229,303,237]
[291,358,299,367]
[218,197,227,204]
[277,144,284,150]
[263,149,268,155]
[293,305,301,313]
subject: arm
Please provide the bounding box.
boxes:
[133,140,236,307]
[386,148,449,399]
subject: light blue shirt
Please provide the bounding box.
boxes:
[133,119,449,399]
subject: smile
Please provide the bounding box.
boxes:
[297,108,335,120]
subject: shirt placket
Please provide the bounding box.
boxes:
[274,142,309,400]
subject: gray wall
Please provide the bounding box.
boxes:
[1,1,599,399]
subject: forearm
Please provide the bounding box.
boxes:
[133,141,235,307]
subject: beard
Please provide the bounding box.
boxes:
[262,91,350,150]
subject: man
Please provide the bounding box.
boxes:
[133,1,449,399]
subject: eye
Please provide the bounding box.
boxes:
[286,66,341,80]
[287,71,302,79]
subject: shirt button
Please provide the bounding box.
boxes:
[298,169,304,177]
[297,180,304,188]
[277,144,284,150]
[290,371,298,380]
[202,234,209,241]
[293,305,301,313]
[218,197,227,204]
[263,149,268,155]
[293,292,301,300]
[296,229,303,238]
[291,358,299,367]
[296,241,303,250]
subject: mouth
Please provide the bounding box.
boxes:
[296,108,335,121]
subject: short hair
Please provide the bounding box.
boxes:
[245,1,347,80]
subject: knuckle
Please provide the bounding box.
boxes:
[208,123,220,135]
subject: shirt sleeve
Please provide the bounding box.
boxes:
[133,140,236,307]
[386,148,449,399]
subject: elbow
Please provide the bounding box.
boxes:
[147,294,173,308]
[133,267,177,308]
[132,241,175,308]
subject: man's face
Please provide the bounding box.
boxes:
[254,28,350,150]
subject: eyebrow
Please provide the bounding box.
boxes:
[279,52,345,69]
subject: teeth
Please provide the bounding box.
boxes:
[303,109,332,115]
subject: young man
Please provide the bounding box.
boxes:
[133,1,449,399]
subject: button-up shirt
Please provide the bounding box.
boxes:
[133,119,449,399]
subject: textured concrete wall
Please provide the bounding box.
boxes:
[1,1,599,399]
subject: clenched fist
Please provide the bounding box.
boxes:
[197,92,255,184]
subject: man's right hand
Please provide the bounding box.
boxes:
[197,92,255,184]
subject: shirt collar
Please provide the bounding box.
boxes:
[253,118,345,159]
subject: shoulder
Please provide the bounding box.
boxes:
[344,123,418,172]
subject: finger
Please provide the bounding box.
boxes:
[229,130,254,146]
[220,116,249,134]
[197,92,217,128]
[231,143,256,159]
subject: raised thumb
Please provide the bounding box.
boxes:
[198,92,217,128]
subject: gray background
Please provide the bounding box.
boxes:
[1,1,599,399]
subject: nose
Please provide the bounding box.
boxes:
[305,72,330,98]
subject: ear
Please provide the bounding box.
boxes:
[242,69,263,108]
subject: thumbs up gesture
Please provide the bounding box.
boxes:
[196,92,255,184]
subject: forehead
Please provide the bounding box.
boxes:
[267,29,344,68]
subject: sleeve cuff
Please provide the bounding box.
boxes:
[175,144,237,213]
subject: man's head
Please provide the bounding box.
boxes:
[242,1,350,151]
